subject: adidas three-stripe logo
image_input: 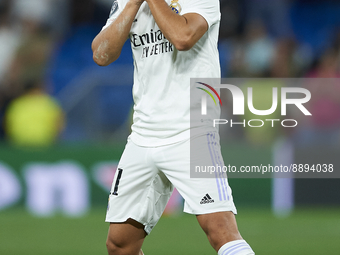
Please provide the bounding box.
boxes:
[200,194,214,204]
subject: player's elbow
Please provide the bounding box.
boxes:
[174,42,193,51]
[173,38,194,51]
[172,33,195,51]
[92,49,116,66]
[92,51,111,66]
[91,41,117,66]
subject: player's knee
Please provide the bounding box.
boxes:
[106,238,124,255]
[106,239,116,254]
[107,235,139,255]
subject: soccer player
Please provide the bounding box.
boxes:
[92,0,255,254]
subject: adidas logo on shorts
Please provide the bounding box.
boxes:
[200,194,214,204]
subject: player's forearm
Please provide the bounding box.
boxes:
[145,0,205,51]
[92,1,142,66]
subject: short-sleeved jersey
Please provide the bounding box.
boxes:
[103,0,221,146]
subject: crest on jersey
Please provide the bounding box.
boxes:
[109,0,119,18]
[170,0,181,14]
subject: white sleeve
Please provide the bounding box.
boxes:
[180,0,220,28]
[102,0,124,31]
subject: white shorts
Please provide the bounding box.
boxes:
[105,132,237,234]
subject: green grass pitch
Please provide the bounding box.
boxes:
[0,207,339,255]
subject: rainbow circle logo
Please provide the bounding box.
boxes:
[196,82,222,106]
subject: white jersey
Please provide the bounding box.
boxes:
[103,0,221,147]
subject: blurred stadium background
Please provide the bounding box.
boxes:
[0,0,339,254]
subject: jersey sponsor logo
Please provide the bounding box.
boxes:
[131,29,165,47]
[170,0,181,14]
[130,29,174,58]
[109,0,119,18]
[141,41,174,58]
[200,193,215,204]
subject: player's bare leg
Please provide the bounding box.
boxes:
[106,218,146,255]
[197,211,242,250]
[197,211,254,254]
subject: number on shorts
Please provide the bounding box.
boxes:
[112,168,123,196]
